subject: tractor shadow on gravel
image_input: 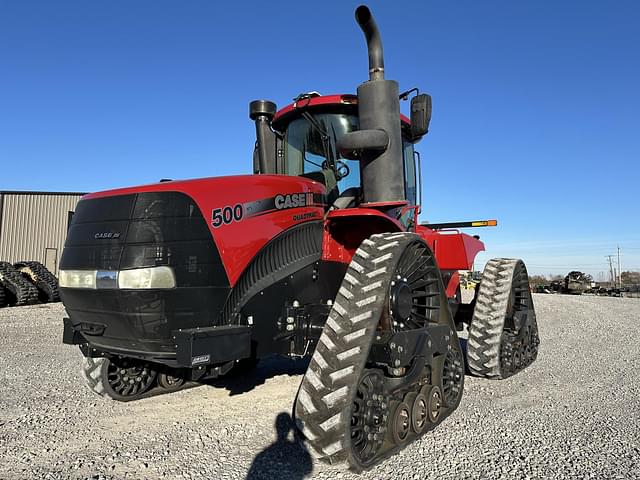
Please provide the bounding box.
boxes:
[246,412,313,480]
[204,356,310,396]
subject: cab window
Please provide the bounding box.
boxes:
[284,113,361,194]
[403,141,417,205]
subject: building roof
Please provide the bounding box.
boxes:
[0,190,86,196]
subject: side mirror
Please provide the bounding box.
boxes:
[410,94,431,139]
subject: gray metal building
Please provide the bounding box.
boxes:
[0,191,85,275]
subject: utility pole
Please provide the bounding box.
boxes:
[617,245,622,286]
[606,255,615,287]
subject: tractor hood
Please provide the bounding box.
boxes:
[59,174,327,359]
[73,175,328,285]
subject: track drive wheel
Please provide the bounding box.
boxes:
[81,356,157,401]
[467,258,540,379]
[294,232,463,471]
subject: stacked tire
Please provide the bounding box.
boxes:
[14,261,60,303]
[0,260,60,307]
[0,261,40,306]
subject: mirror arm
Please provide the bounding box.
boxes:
[414,150,422,208]
[399,87,419,101]
[336,129,389,159]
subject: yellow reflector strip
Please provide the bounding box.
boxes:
[471,220,498,227]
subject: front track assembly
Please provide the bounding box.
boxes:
[467,258,540,379]
[294,233,464,471]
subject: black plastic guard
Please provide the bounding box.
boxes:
[62,317,86,345]
[174,325,252,367]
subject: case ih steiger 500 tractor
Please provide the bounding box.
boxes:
[60,5,539,471]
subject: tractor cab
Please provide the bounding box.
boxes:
[250,93,424,211]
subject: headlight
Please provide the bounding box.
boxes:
[59,266,176,289]
[118,266,176,289]
[59,270,97,289]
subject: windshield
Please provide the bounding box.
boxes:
[284,113,361,192]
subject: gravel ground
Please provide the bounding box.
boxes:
[1,294,639,480]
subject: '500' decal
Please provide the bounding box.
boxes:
[212,204,243,228]
[212,193,323,228]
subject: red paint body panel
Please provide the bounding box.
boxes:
[445,271,461,298]
[322,209,405,264]
[273,94,411,127]
[416,225,485,271]
[85,175,327,286]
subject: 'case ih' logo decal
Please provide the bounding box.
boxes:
[94,232,121,239]
[274,192,314,210]
[212,192,326,228]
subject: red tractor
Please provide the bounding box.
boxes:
[60,5,539,471]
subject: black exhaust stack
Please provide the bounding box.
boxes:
[348,5,405,204]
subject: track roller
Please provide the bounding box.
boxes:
[467,258,540,379]
[425,385,443,423]
[390,401,411,445]
[408,391,428,433]
[294,232,464,471]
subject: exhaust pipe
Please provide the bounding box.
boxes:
[353,5,405,204]
[355,5,384,81]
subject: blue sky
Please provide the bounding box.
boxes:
[1,1,639,278]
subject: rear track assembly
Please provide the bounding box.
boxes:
[467,258,540,379]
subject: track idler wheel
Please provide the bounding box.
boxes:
[442,348,464,407]
[350,371,388,464]
[157,372,186,392]
[82,356,157,402]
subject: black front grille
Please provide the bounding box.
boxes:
[61,192,228,287]
[60,191,230,357]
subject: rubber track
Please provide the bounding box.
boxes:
[0,261,39,306]
[14,261,60,302]
[294,232,418,468]
[466,258,536,378]
[81,357,111,398]
[0,284,6,308]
